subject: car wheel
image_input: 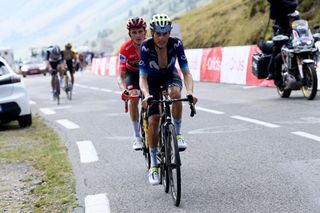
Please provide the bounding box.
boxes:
[23,74,26,78]
[18,114,32,128]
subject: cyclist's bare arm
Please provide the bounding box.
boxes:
[118,71,127,91]
[182,70,197,104]
[139,75,152,108]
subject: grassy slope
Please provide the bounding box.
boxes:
[176,0,320,49]
[0,116,76,212]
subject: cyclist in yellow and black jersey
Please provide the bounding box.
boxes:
[62,43,77,86]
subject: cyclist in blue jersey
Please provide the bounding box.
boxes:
[139,14,197,185]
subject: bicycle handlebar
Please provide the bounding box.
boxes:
[148,96,196,117]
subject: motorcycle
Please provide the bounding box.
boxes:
[253,19,320,100]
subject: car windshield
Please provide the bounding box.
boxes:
[0,62,10,76]
[24,57,44,64]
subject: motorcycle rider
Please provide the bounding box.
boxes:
[266,0,298,83]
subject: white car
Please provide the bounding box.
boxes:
[0,57,32,127]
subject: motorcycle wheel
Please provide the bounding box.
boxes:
[277,86,291,98]
[301,64,317,100]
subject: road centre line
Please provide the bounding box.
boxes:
[291,131,320,142]
[196,106,225,114]
[231,115,280,128]
[85,193,110,213]
[76,141,99,163]
[40,108,56,115]
[56,119,80,129]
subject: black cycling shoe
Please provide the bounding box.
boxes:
[266,73,274,80]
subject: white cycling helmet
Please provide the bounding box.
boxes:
[149,14,172,33]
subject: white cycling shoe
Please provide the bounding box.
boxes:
[132,137,143,151]
[177,134,187,151]
[148,167,160,185]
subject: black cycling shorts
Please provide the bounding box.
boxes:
[49,60,64,76]
[66,60,75,74]
[125,69,140,90]
[147,68,183,117]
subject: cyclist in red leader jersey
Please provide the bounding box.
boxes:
[118,17,147,150]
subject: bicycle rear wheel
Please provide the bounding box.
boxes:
[166,123,181,206]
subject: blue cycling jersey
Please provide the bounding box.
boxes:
[139,37,189,77]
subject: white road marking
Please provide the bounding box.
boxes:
[113,91,121,94]
[196,106,225,115]
[39,108,56,115]
[52,105,72,110]
[29,100,36,105]
[101,88,113,93]
[76,141,99,163]
[231,115,280,128]
[243,86,257,89]
[89,86,100,91]
[85,193,110,213]
[56,119,80,129]
[291,131,320,142]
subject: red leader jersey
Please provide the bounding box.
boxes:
[119,39,140,73]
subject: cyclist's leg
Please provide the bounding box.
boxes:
[125,70,142,150]
[167,71,186,150]
[147,81,162,185]
[49,62,58,93]
[66,60,74,85]
[167,71,183,134]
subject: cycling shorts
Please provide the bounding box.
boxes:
[66,60,75,74]
[147,69,182,117]
[125,69,139,90]
[49,60,64,76]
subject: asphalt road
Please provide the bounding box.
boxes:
[24,71,320,213]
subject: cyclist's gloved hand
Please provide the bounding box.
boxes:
[186,94,197,104]
[121,90,129,101]
[186,94,197,117]
[142,95,153,109]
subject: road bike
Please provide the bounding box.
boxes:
[124,94,150,169]
[147,91,196,206]
[51,69,60,105]
[63,70,73,100]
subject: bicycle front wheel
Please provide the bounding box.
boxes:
[55,76,60,105]
[166,123,181,206]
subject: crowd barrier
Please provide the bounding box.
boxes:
[91,45,320,89]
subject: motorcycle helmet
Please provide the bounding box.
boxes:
[149,14,172,33]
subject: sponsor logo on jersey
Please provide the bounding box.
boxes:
[120,54,126,62]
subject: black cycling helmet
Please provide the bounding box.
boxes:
[52,45,61,55]
[65,43,72,49]
[288,10,300,20]
[126,17,146,30]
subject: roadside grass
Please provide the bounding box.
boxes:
[0,115,77,212]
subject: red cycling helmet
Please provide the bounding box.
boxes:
[126,17,146,30]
